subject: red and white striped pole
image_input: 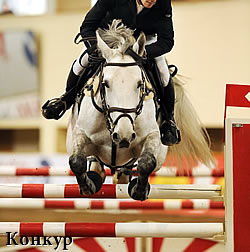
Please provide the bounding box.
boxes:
[0,198,224,210]
[0,184,222,199]
[0,222,224,238]
[0,165,224,177]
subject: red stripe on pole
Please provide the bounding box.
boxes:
[64,184,116,198]
[120,201,164,209]
[104,168,138,176]
[69,170,74,176]
[182,200,194,209]
[104,169,112,176]
[16,167,50,176]
[65,223,116,237]
[91,200,104,209]
[211,167,224,177]
[176,169,193,176]
[22,184,44,198]
[64,184,82,198]
[210,201,224,209]
[20,222,43,237]
[44,200,75,209]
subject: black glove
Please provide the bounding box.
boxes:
[142,58,155,70]
[87,45,104,65]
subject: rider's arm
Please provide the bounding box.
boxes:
[80,0,115,48]
[145,4,174,59]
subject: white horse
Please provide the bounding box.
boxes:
[66,20,214,201]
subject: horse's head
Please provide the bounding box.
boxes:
[96,20,147,148]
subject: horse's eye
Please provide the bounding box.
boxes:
[103,81,110,88]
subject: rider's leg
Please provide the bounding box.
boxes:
[155,56,181,146]
[42,47,89,120]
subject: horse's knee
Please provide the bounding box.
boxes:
[138,151,156,176]
[69,154,87,176]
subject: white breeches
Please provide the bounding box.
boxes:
[73,35,170,87]
[146,35,170,87]
[72,46,89,75]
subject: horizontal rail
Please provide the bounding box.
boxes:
[0,184,222,199]
[0,166,224,177]
[0,222,224,238]
[0,198,224,210]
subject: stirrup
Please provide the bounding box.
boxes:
[160,120,181,146]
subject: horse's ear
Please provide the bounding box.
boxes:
[96,31,114,60]
[132,32,146,56]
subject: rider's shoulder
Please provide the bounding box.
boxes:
[152,0,172,16]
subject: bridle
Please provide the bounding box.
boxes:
[90,60,153,135]
[84,54,154,173]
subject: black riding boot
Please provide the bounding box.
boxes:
[42,64,80,120]
[160,78,181,146]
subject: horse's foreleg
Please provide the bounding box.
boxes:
[69,130,102,195]
[128,132,160,201]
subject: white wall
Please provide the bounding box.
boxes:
[0,0,249,130]
[169,0,250,127]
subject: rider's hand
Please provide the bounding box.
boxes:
[87,45,104,64]
[142,57,154,70]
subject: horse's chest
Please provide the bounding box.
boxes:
[94,144,140,167]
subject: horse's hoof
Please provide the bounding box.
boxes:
[128,178,151,201]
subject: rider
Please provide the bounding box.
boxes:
[42,0,180,146]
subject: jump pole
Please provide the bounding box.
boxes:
[224,83,250,251]
[0,165,224,177]
[0,222,224,238]
[0,184,222,199]
[0,198,224,210]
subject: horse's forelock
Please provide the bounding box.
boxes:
[98,20,136,55]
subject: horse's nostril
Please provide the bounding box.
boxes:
[112,132,120,142]
[131,133,136,141]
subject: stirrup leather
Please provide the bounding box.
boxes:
[168,120,181,144]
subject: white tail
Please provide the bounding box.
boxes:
[170,74,215,168]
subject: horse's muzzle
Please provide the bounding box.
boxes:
[119,139,130,148]
[112,132,136,148]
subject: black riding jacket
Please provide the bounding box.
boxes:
[80,0,174,59]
